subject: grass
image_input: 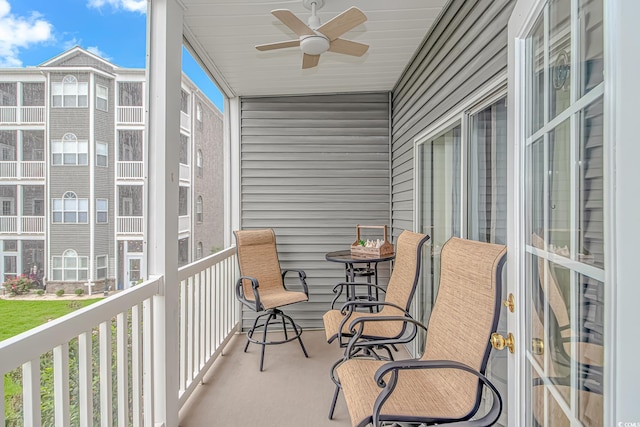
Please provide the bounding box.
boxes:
[0,298,102,342]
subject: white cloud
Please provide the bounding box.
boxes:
[87,45,111,60]
[87,0,146,14]
[0,0,53,67]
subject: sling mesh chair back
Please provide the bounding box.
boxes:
[234,229,309,371]
[323,230,429,419]
[336,237,507,427]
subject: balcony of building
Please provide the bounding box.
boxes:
[0,106,46,125]
[0,161,45,180]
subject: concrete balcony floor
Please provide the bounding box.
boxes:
[179,329,409,427]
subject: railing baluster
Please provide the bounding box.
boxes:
[0,369,5,426]
[131,304,143,427]
[99,321,113,426]
[53,343,71,427]
[143,298,154,426]
[22,359,41,427]
[116,312,129,427]
[179,278,187,392]
[78,331,93,427]
[194,274,200,372]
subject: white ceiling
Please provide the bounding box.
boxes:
[182,0,449,97]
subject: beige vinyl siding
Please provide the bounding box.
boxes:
[390,0,515,240]
[240,93,391,329]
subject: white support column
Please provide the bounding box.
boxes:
[146,0,182,425]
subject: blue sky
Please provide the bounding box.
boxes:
[0,0,224,111]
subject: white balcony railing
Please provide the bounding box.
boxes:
[0,106,17,123]
[0,216,17,233]
[0,161,45,179]
[117,106,144,124]
[20,106,45,123]
[178,215,190,233]
[117,216,144,234]
[21,161,45,179]
[117,161,144,179]
[0,247,239,426]
[179,163,190,182]
[0,106,45,124]
[21,216,45,233]
[0,216,45,233]
[180,111,191,132]
[0,161,17,179]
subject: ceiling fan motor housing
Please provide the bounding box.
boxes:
[300,34,330,55]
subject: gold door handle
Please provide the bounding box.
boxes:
[490,332,515,353]
[531,338,544,355]
[503,293,515,313]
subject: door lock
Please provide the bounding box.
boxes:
[490,332,515,353]
[531,338,544,355]
[503,293,515,313]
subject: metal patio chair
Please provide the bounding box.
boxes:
[323,230,430,419]
[234,228,309,371]
[336,237,507,427]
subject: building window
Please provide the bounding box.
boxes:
[52,133,88,165]
[196,103,202,121]
[96,199,108,223]
[96,255,108,279]
[179,134,189,165]
[52,249,88,281]
[52,192,88,223]
[180,90,190,114]
[196,242,203,260]
[178,238,189,267]
[96,84,108,111]
[196,150,203,177]
[96,142,108,167]
[196,196,203,223]
[52,75,88,108]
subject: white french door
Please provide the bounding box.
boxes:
[508,0,605,425]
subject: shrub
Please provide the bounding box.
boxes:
[55,289,64,297]
[36,289,45,296]
[74,288,84,296]
[2,275,36,296]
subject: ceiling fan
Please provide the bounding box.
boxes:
[255,0,369,69]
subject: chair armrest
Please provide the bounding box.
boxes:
[371,360,502,427]
[335,301,410,347]
[236,276,261,312]
[331,282,387,309]
[344,314,422,355]
[281,269,309,297]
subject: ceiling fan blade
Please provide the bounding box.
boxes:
[272,9,315,37]
[302,54,320,69]
[328,38,369,57]
[256,40,301,51]
[317,7,367,41]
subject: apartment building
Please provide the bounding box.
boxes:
[0,47,224,292]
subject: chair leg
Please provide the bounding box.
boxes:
[244,313,262,353]
[281,309,289,341]
[286,312,308,358]
[328,384,340,419]
[259,312,275,371]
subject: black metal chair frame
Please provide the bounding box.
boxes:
[337,247,507,427]
[236,269,309,371]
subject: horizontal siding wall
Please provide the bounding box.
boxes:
[240,93,391,330]
[391,0,515,239]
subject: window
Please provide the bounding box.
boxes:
[96,84,108,111]
[22,83,45,107]
[52,75,88,108]
[52,249,88,281]
[96,142,108,167]
[96,255,108,279]
[118,130,143,161]
[52,192,88,223]
[179,134,189,165]
[196,196,203,223]
[196,150,203,177]
[196,242,203,260]
[178,238,189,267]
[96,199,108,223]
[196,103,203,130]
[52,133,88,165]
[180,90,190,114]
[118,82,143,106]
[179,186,188,216]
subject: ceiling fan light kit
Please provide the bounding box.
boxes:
[255,0,368,69]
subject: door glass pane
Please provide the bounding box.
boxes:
[548,119,571,255]
[578,0,603,96]
[417,124,461,347]
[528,15,545,135]
[549,0,572,120]
[578,98,604,268]
[468,97,507,244]
[577,274,604,427]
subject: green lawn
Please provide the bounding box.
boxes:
[0,298,102,342]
